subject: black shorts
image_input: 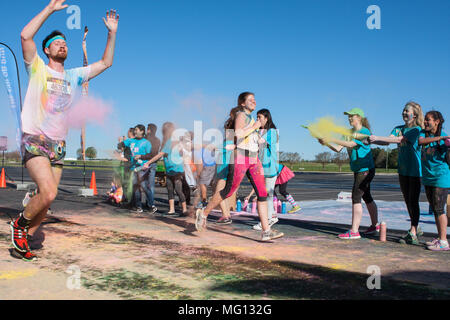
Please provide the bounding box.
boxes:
[352,168,375,204]
[21,133,66,168]
[425,186,449,216]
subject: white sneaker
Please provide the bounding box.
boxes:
[252,217,279,231]
[261,229,284,242]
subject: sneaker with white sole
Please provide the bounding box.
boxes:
[216,216,232,225]
[261,229,284,242]
[150,206,158,214]
[425,238,439,247]
[288,205,301,214]
[252,217,279,231]
[195,208,207,232]
[361,224,380,236]
[427,240,450,251]
[416,226,424,237]
[338,230,361,240]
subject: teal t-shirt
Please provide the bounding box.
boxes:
[216,140,233,177]
[390,125,422,177]
[259,128,280,178]
[162,139,184,174]
[123,138,152,170]
[419,130,450,188]
[347,127,374,173]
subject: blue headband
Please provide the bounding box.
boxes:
[45,35,65,49]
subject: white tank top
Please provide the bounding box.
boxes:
[236,111,259,153]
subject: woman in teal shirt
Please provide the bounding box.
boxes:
[369,102,424,245]
[144,122,188,215]
[419,111,450,251]
[318,108,379,240]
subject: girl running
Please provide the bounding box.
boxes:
[318,107,379,239]
[369,102,424,244]
[419,111,450,251]
[275,164,301,213]
[195,92,284,242]
[247,162,301,220]
[143,122,188,215]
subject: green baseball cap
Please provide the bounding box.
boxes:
[344,107,365,118]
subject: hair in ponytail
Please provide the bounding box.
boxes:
[425,110,445,137]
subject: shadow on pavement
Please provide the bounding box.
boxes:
[208,260,450,299]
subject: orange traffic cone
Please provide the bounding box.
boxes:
[0,168,6,188]
[89,171,98,196]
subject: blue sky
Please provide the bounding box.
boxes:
[1,0,449,160]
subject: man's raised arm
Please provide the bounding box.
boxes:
[21,0,69,63]
[88,10,119,80]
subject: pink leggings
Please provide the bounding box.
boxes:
[219,152,268,201]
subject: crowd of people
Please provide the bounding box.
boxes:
[112,93,450,251]
[8,0,449,262]
[317,103,449,251]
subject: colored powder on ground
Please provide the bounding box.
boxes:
[0,269,37,280]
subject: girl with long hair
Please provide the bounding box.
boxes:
[419,110,450,251]
[195,92,284,241]
[369,102,424,244]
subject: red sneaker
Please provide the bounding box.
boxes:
[10,218,30,253]
[338,230,361,239]
[10,249,37,262]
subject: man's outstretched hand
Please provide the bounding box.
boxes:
[103,10,119,33]
[48,0,69,12]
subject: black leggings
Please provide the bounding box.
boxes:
[425,186,449,216]
[352,169,375,204]
[398,175,421,227]
[166,173,187,203]
[274,182,289,199]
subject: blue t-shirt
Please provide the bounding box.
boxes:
[419,130,450,188]
[390,125,422,177]
[259,129,280,178]
[194,148,216,167]
[347,127,374,173]
[123,138,152,170]
[162,140,184,174]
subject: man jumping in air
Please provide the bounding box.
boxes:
[10,0,119,261]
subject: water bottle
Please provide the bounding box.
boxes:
[273,196,278,212]
[243,199,249,211]
[236,199,242,212]
[281,202,287,214]
[277,199,282,213]
[252,198,257,213]
[379,222,387,242]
